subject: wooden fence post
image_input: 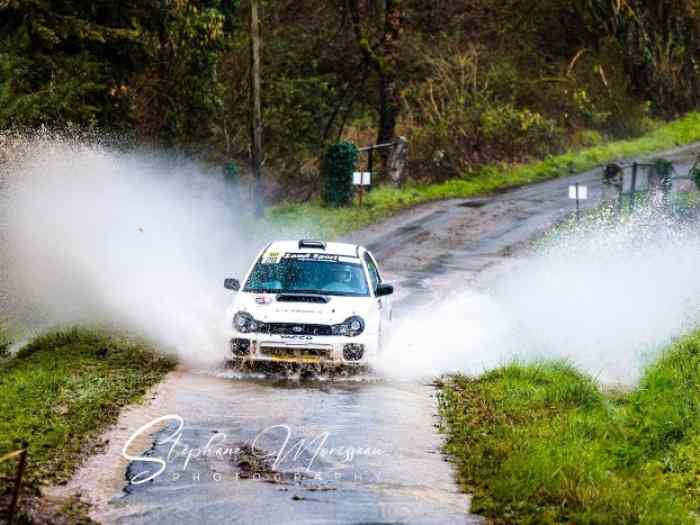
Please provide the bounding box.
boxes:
[4,444,28,525]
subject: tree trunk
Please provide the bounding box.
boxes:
[250,0,264,217]
[377,0,401,144]
[376,73,399,147]
[348,0,403,182]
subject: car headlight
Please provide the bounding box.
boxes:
[233,311,259,333]
[332,316,365,337]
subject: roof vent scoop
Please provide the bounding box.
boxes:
[298,240,326,250]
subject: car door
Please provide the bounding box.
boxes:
[364,251,391,346]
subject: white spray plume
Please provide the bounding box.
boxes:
[379,203,700,384]
[0,134,279,367]
[3,135,699,382]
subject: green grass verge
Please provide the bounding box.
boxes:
[438,331,700,524]
[0,328,175,491]
[269,112,700,238]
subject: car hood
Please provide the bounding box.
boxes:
[229,292,374,325]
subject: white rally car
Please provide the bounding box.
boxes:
[224,240,393,366]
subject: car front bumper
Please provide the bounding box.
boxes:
[228,332,378,365]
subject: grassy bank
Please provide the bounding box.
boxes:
[0,328,174,521]
[270,112,700,238]
[438,330,700,524]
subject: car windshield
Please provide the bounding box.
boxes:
[244,252,369,297]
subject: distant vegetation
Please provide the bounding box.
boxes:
[439,329,700,524]
[3,1,700,201]
[272,112,700,238]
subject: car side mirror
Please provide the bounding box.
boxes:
[375,283,394,297]
[224,278,240,291]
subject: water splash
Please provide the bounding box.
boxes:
[379,201,700,384]
[3,133,699,383]
[0,132,277,367]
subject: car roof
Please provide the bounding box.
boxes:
[267,240,362,258]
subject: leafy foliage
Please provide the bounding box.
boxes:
[2,0,700,192]
[321,141,358,207]
[0,0,145,130]
[132,1,237,151]
[0,0,237,151]
[581,0,700,115]
[402,45,563,177]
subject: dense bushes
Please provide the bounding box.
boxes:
[2,1,700,195]
[402,48,562,180]
[581,0,700,116]
[321,141,358,207]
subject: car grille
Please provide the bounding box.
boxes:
[258,323,333,336]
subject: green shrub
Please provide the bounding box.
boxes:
[479,104,561,160]
[402,46,564,180]
[321,141,358,207]
[571,129,604,148]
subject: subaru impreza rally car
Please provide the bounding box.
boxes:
[224,240,393,366]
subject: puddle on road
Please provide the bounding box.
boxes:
[458,200,488,209]
[56,367,479,525]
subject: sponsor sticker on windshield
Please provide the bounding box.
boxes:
[280,253,359,264]
[262,250,283,264]
[282,253,340,263]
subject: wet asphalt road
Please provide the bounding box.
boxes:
[94,144,700,525]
